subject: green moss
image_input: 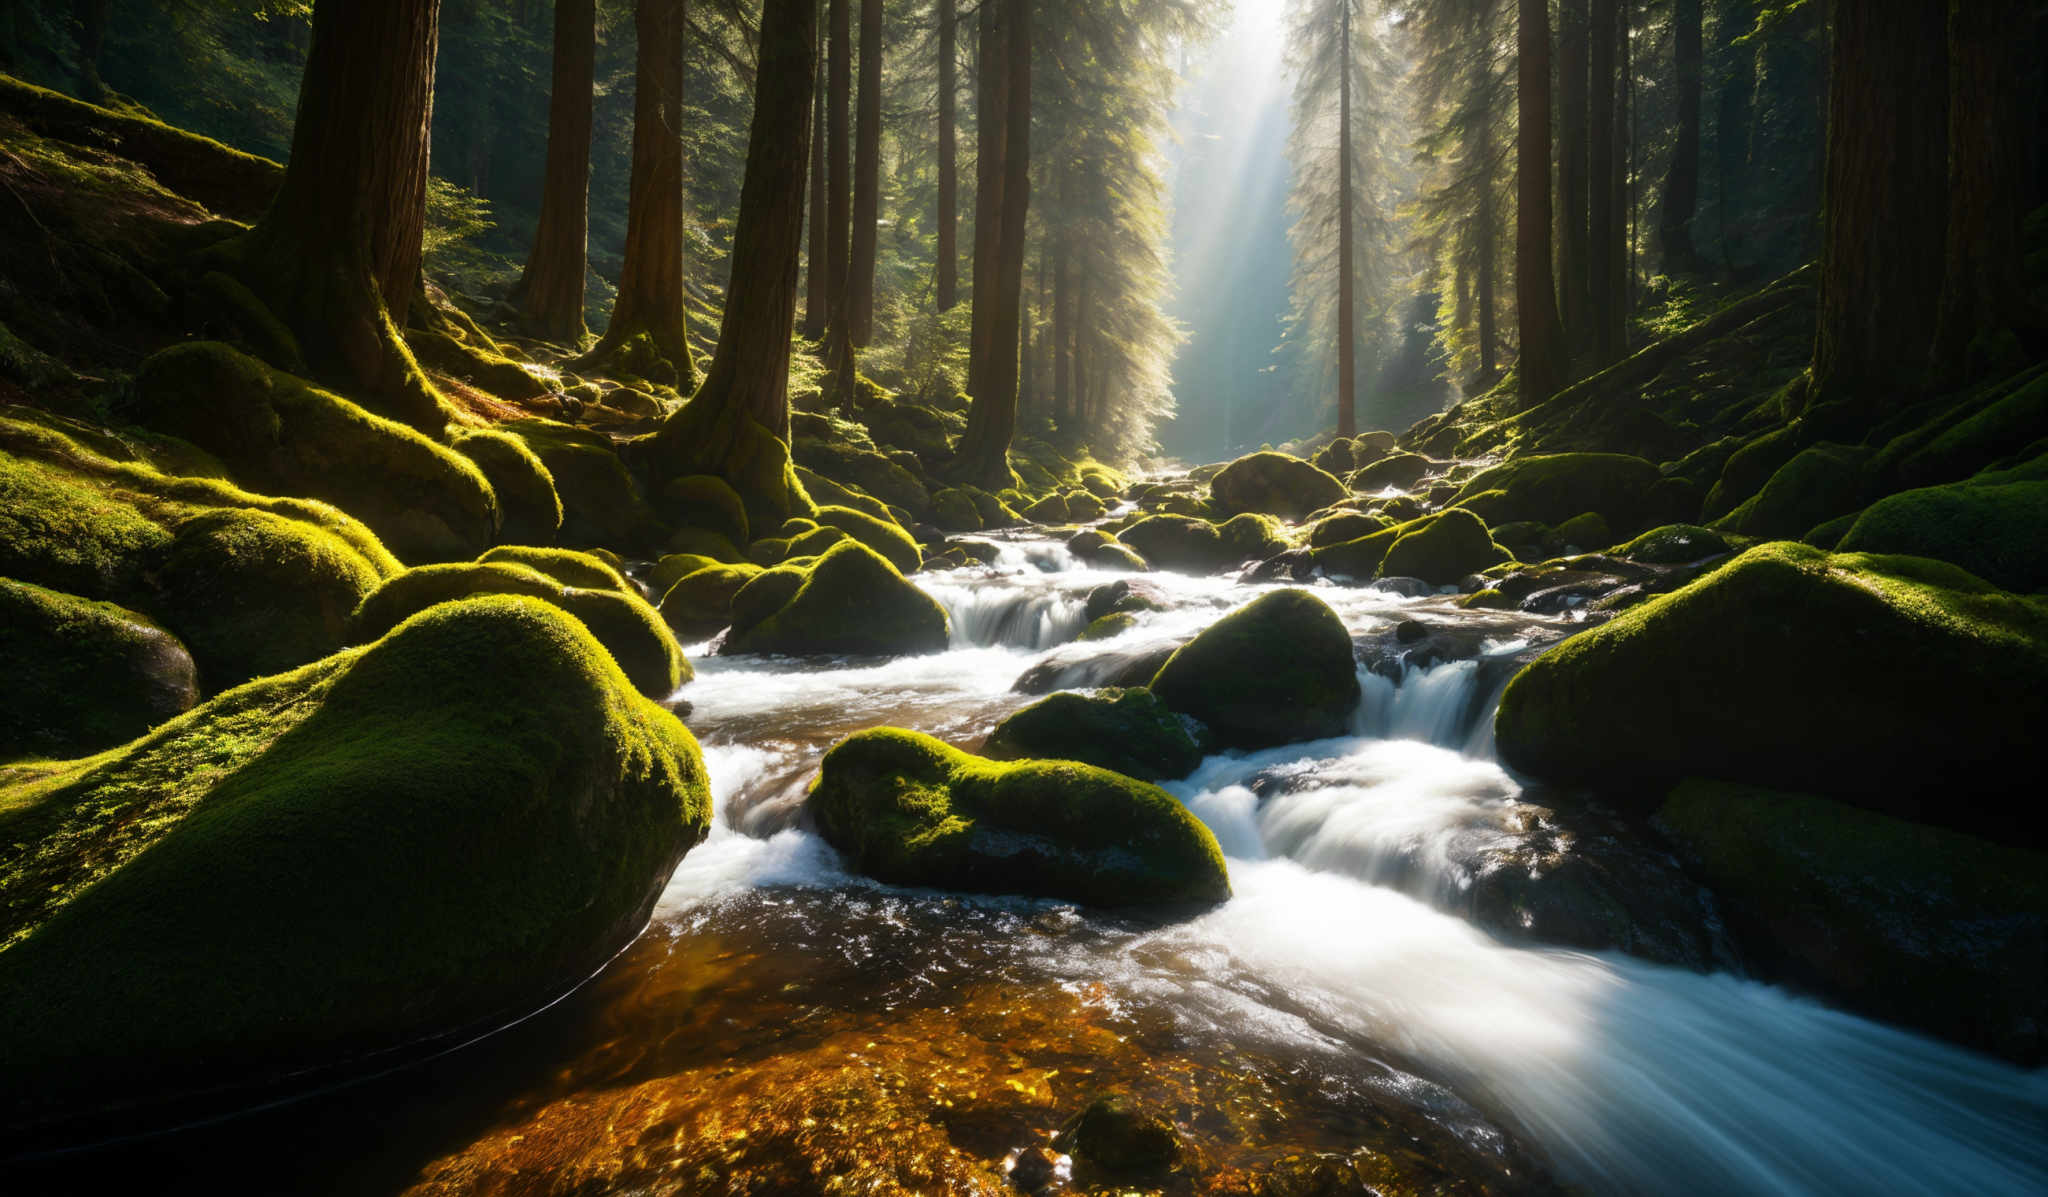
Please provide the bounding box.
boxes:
[1150,589,1360,750]
[1891,370,2048,490]
[658,563,763,641]
[930,488,983,532]
[508,418,663,553]
[1655,781,2045,1062]
[1209,451,1348,520]
[0,596,709,1119]
[1119,515,1233,574]
[1450,453,1664,535]
[0,448,173,601]
[1310,520,1405,581]
[1024,491,1071,523]
[1715,442,1874,539]
[451,428,562,547]
[478,545,633,595]
[724,541,949,658]
[806,727,1228,905]
[664,528,746,564]
[350,563,686,698]
[650,401,817,535]
[1836,482,2048,592]
[1078,612,1139,641]
[649,552,723,595]
[815,504,922,573]
[1545,511,1613,553]
[1495,542,2048,845]
[0,579,198,760]
[1216,512,1291,561]
[133,343,498,563]
[1091,544,1149,572]
[662,474,751,547]
[984,689,1202,782]
[1379,508,1511,585]
[1702,424,1802,520]
[1306,511,1391,549]
[1459,588,1514,610]
[1078,462,1127,498]
[1613,523,1730,564]
[793,465,894,521]
[787,525,851,559]
[1349,452,1432,492]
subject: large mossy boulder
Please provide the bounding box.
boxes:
[1118,515,1233,574]
[0,579,198,760]
[1150,589,1360,750]
[0,596,710,1124]
[450,428,562,548]
[1349,451,1432,492]
[508,418,663,552]
[1655,781,2045,1063]
[814,504,921,573]
[1715,442,1873,539]
[350,562,687,698]
[1836,481,2048,593]
[722,540,948,657]
[1496,542,2048,846]
[660,473,751,547]
[1378,508,1511,585]
[1450,452,1663,535]
[133,342,498,562]
[1612,523,1730,564]
[659,562,763,640]
[983,688,1204,782]
[807,728,1228,905]
[478,545,633,594]
[1209,451,1348,520]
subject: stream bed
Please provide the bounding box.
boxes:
[27,532,2048,1195]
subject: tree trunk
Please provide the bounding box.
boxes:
[848,0,882,345]
[1811,0,1948,405]
[1335,0,1358,439]
[1052,173,1072,425]
[1657,0,1702,273]
[1516,0,1569,405]
[648,0,818,531]
[230,0,446,433]
[936,0,959,309]
[515,0,595,345]
[584,0,694,389]
[1478,172,1498,379]
[1933,0,2040,382]
[1074,270,1091,435]
[1584,0,1618,367]
[826,0,851,328]
[1613,0,1632,348]
[802,3,828,338]
[1556,0,1590,354]
[1712,0,1755,271]
[966,1,1010,409]
[954,0,1032,487]
[72,0,110,103]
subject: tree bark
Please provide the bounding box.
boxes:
[966,1,1009,408]
[826,0,851,330]
[1555,0,1590,354]
[232,0,446,433]
[72,0,110,103]
[585,0,695,389]
[1811,0,1948,405]
[1478,170,1498,379]
[1658,0,1702,272]
[936,0,959,309]
[957,0,1031,486]
[1052,167,1072,424]
[648,0,818,529]
[1516,0,1569,405]
[1712,0,1754,270]
[1335,0,1358,439]
[1585,0,1618,366]
[516,0,595,345]
[1933,0,2040,382]
[848,0,882,345]
[802,2,828,338]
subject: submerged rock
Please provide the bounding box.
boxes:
[0,578,198,759]
[1495,542,2048,846]
[0,596,710,1124]
[1053,1093,1183,1175]
[984,688,1204,782]
[1210,451,1348,520]
[723,540,949,657]
[1150,589,1361,750]
[808,727,1229,905]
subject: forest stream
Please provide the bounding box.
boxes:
[28,520,2046,1197]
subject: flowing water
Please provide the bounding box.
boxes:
[29,532,2048,1194]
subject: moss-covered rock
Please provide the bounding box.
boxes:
[1150,589,1360,750]
[930,487,983,532]
[1450,452,1664,535]
[723,540,949,657]
[350,562,687,698]
[664,527,746,564]
[478,545,632,594]
[814,504,921,574]
[1836,482,2048,593]
[1023,491,1070,523]
[450,428,562,547]
[1063,489,1107,521]
[661,473,751,547]
[807,728,1228,905]
[1119,515,1233,574]
[1077,611,1139,640]
[1,579,198,760]
[1215,512,1291,562]
[1655,781,2045,1063]
[1379,508,1511,585]
[658,562,762,640]
[1209,451,1348,520]
[1350,451,1432,492]
[1612,523,1730,564]
[1306,510,1391,549]
[0,596,710,1121]
[1715,442,1874,539]
[1701,424,1803,520]
[1543,511,1612,554]
[649,552,723,595]
[508,418,663,552]
[1495,543,2048,845]
[155,507,390,689]
[793,465,893,521]
[793,438,931,519]
[985,689,1203,782]
[133,343,498,562]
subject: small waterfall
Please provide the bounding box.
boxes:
[928,580,1090,650]
[1354,659,1493,752]
[992,538,1082,573]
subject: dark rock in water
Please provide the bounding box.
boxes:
[1612,523,1730,565]
[984,688,1204,782]
[1516,572,1633,615]
[1,578,199,759]
[1369,577,1434,598]
[1084,577,1168,622]
[1210,451,1348,520]
[1395,619,1429,644]
[1004,1144,1065,1191]
[1013,639,1183,695]
[806,728,1230,906]
[950,537,1004,565]
[1150,589,1360,750]
[1496,542,2048,848]
[1054,1093,1182,1174]
[1655,781,2046,1063]
[1241,547,1317,583]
